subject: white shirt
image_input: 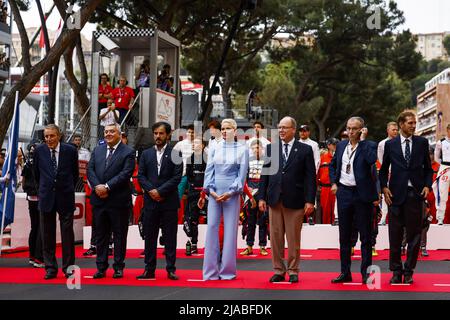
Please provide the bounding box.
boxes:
[300,138,320,173]
[206,137,223,155]
[78,147,91,162]
[174,138,194,176]
[99,108,120,127]
[400,133,413,187]
[247,136,270,157]
[155,143,167,175]
[434,137,450,164]
[281,138,295,160]
[340,142,358,187]
[50,143,61,166]
[106,141,121,158]
[377,137,390,164]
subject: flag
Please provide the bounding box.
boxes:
[0,92,20,230]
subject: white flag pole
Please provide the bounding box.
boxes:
[0,91,19,256]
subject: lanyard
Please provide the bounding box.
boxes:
[346,143,357,161]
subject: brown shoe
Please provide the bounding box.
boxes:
[240,246,253,256]
[259,247,268,256]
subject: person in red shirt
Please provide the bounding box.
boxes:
[98,73,113,110]
[112,75,135,124]
[318,138,338,224]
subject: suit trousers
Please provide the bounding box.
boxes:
[94,206,130,272]
[336,185,373,276]
[40,209,75,274]
[203,194,240,280]
[28,200,42,261]
[143,207,178,273]
[389,188,424,276]
[269,202,304,276]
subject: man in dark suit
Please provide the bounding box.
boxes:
[137,121,182,280]
[329,117,378,284]
[380,111,433,284]
[87,123,135,279]
[259,116,316,283]
[33,124,79,280]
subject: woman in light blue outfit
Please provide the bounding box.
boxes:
[199,119,249,280]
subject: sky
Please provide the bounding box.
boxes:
[11,0,450,40]
[393,0,450,34]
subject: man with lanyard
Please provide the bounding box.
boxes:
[433,123,450,225]
[112,75,135,124]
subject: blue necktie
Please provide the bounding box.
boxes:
[105,147,114,168]
[405,139,411,167]
[283,143,289,168]
[51,149,57,175]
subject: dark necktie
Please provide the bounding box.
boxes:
[105,147,115,168]
[51,149,57,175]
[283,143,289,167]
[405,138,411,167]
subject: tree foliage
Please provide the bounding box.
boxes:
[261,0,421,141]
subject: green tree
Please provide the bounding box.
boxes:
[0,0,103,143]
[262,0,420,140]
[443,35,450,56]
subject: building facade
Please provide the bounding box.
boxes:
[416,68,450,146]
[416,32,450,61]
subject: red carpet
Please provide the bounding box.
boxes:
[3,247,450,261]
[1,267,450,293]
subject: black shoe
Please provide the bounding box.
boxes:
[390,274,402,284]
[93,271,106,279]
[421,247,429,257]
[191,244,198,254]
[83,247,96,256]
[308,217,314,225]
[108,247,113,256]
[113,270,123,279]
[333,219,339,226]
[136,270,155,280]
[44,272,57,280]
[269,274,285,283]
[289,274,299,283]
[331,273,352,283]
[401,246,406,256]
[168,272,179,280]
[403,275,413,284]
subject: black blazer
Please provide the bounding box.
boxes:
[259,139,316,209]
[33,143,79,213]
[137,145,183,211]
[87,142,135,208]
[379,135,433,206]
[329,140,379,203]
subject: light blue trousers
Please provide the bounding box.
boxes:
[202,188,240,280]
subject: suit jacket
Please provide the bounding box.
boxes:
[33,142,79,213]
[259,139,316,209]
[87,142,135,208]
[379,135,433,206]
[329,140,378,203]
[138,144,183,211]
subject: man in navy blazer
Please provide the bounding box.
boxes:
[137,121,182,280]
[33,124,79,280]
[259,116,316,283]
[87,123,135,279]
[380,111,433,284]
[329,117,378,284]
